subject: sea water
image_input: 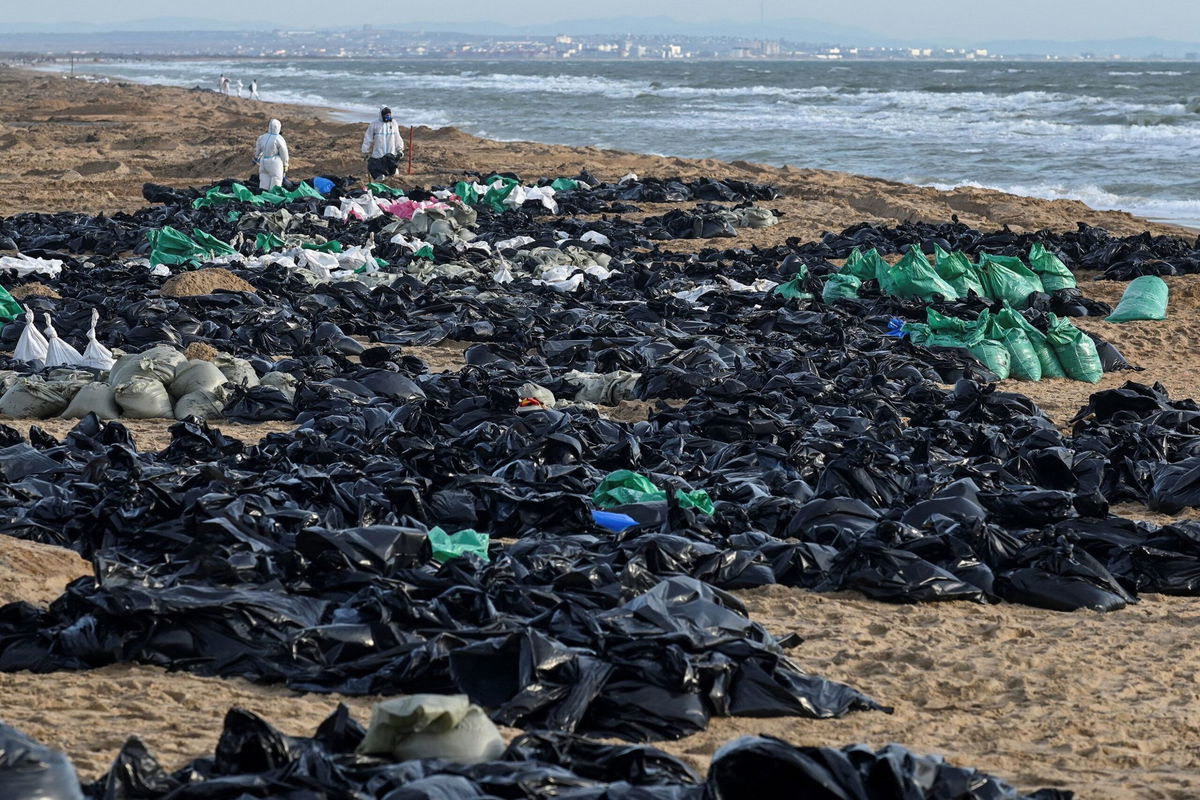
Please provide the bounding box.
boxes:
[52,59,1200,228]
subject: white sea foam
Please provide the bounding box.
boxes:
[921,179,1200,228]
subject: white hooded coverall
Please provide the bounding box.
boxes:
[362,119,404,160]
[255,119,289,190]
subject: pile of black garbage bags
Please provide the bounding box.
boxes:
[6,172,1200,798]
[1,711,1070,799]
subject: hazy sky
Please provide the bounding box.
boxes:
[7,0,1200,41]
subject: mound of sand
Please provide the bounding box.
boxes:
[182,341,218,361]
[161,268,255,298]
[0,536,90,607]
[9,282,61,300]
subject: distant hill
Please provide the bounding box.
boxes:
[5,17,277,33]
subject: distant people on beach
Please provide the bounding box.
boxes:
[254,119,289,190]
[362,106,404,179]
[218,74,229,94]
[249,80,259,100]
[236,79,244,98]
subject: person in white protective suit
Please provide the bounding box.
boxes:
[236,79,244,98]
[254,119,289,190]
[219,74,229,94]
[362,106,404,180]
[249,79,260,100]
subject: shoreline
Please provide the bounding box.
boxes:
[16,60,1200,232]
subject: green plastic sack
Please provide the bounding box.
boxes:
[969,338,1012,381]
[189,228,237,258]
[148,226,204,266]
[877,246,958,301]
[993,305,1066,378]
[301,240,344,253]
[1046,314,1103,383]
[774,264,812,300]
[194,181,323,209]
[1106,275,1169,322]
[905,314,985,350]
[1000,327,1043,381]
[482,176,520,213]
[550,178,580,192]
[453,181,481,206]
[147,226,235,267]
[933,244,985,299]
[261,182,324,204]
[822,273,861,303]
[368,182,406,198]
[1029,243,1076,292]
[0,285,22,322]
[593,470,714,515]
[977,252,1044,308]
[427,526,490,563]
[842,248,883,281]
[926,307,972,336]
[255,232,285,253]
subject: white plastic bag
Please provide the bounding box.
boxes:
[80,309,115,371]
[0,254,63,278]
[42,313,85,368]
[12,307,48,364]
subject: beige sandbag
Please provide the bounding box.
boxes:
[108,345,186,386]
[45,379,88,403]
[168,360,228,400]
[213,355,259,388]
[355,694,505,765]
[0,377,69,418]
[113,376,173,419]
[61,383,121,420]
[735,206,779,229]
[174,387,228,421]
[259,371,297,401]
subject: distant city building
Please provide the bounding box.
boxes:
[4,26,1176,62]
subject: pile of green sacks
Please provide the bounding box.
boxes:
[146,226,238,267]
[904,304,1103,383]
[824,243,1076,307]
[453,176,579,214]
[191,181,325,209]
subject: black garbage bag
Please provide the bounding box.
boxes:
[1147,457,1200,513]
[995,540,1136,612]
[0,722,84,800]
[222,385,296,422]
[706,736,1072,800]
[824,536,990,604]
[1083,330,1135,372]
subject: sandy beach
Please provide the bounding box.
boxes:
[1,64,1199,798]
